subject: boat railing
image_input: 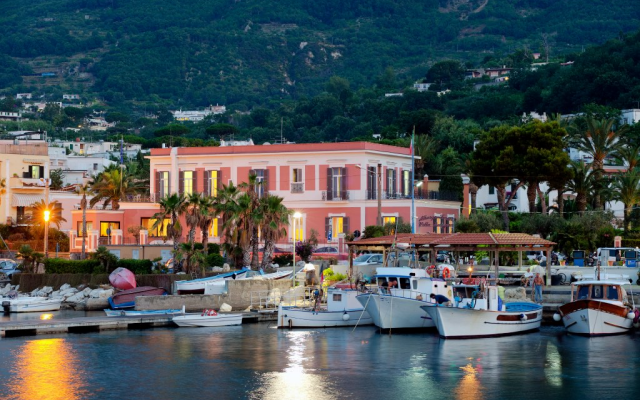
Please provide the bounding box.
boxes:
[386,288,438,304]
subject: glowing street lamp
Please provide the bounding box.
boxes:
[44,208,50,259]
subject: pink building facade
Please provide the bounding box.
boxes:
[70,142,466,253]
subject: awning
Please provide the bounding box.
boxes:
[11,194,50,207]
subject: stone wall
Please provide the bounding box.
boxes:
[136,279,294,311]
[13,273,191,293]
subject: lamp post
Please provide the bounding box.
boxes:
[292,211,302,288]
[43,209,50,259]
[413,181,423,233]
[357,164,383,226]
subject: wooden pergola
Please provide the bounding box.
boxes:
[347,233,556,285]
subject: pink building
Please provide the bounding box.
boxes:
[70,142,467,254]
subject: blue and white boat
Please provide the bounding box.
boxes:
[175,268,250,294]
[104,306,186,317]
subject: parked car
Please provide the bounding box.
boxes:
[0,259,21,279]
[313,246,348,261]
[353,253,384,266]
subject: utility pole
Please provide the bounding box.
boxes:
[377,163,382,226]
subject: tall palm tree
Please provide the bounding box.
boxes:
[75,183,92,259]
[617,143,640,171]
[28,200,67,252]
[414,134,439,176]
[185,192,203,245]
[612,170,640,231]
[239,174,264,269]
[152,193,188,257]
[216,182,252,268]
[572,117,624,209]
[198,196,216,255]
[90,168,139,210]
[565,161,598,215]
[259,195,290,268]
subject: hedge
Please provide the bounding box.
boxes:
[44,258,152,274]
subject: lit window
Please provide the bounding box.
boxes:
[141,218,169,236]
[100,222,120,237]
[209,171,218,197]
[332,217,344,235]
[292,168,303,183]
[183,171,193,195]
[209,218,220,238]
[77,221,93,237]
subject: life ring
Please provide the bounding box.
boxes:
[442,268,451,279]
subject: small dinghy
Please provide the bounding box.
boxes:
[104,306,185,317]
[108,286,167,310]
[109,267,137,290]
[2,297,62,313]
[172,309,243,327]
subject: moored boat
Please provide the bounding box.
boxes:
[108,286,167,310]
[109,267,137,290]
[554,280,637,336]
[277,286,372,329]
[421,283,542,339]
[104,306,185,317]
[2,297,63,313]
[175,268,250,294]
[172,310,243,327]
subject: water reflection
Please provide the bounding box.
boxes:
[7,338,88,400]
[455,363,483,400]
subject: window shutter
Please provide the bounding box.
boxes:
[179,171,184,195]
[264,169,270,194]
[366,166,371,196]
[344,217,350,235]
[386,168,390,197]
[216,171,221,196]
[400,171,405,197]
[249,169,256,180]
[155,172,161,197]
[217,218,223,237]
[327,168,333,200]
[393,170,397,197]
[167,172,171,195]
[40,166,45,180]
[204,171,211,196]
[325,217,331,239]
[341,167,347,199]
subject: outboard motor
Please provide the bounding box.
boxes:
[2,301,10,314]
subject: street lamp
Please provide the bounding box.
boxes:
[413,181,423,234]
[292,211,302,288]
[356,164,383,226]
[43,209,50,259]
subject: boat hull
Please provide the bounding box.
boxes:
[277,304,372,328]
[356,293,436,330]
[108,286,167,309]
[175,269,249,294]
[172,313,243,327]
[558,300,632,336]
[422,304,542,339]
[7,298,62,313]
[104,308,185,317]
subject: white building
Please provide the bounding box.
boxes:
[172,104,227,122]
[16,93,32,100]
[413,83,432,92]
[0,111,22,121]
[53,139,142,158]
[63,94,81,100]
[48,147,116,186]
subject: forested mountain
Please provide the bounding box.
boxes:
[1,0,639,108]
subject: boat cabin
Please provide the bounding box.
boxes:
[326,288,363,312]
[571,281,629,304]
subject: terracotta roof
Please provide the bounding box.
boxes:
[348,233,555,247]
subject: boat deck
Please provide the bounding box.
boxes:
[0,311,277,338]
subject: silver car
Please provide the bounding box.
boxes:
[0,259,20,279]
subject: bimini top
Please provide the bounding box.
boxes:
[573,280,630,286]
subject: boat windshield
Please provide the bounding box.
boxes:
[607,286,619,300]
[592,285,603,299]
[577,286,589,300]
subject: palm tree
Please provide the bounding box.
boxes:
[612,170,640,231]
[572,117,624,209]
[18,245,44,274]
[216,182,252,268]
[27,200,67,252]
[617,143,640,171]
[239,174,264,269]
[198,196,216,255]
[0,178,6,204]
[185,192,203,245]
[90,168,139,210]
[152,193,188,258]
[75,183,92,259]
[414,134,439,176]
[175,242,206,275]
[565,161,598,215]
[259,195,290,268]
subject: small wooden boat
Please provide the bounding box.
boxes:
[172,310,243,327]
[421,283,542,339]
[2,297,63,313]
[277,287,373,329]
[554,280,637,336]
[104,306,185,317]
[203,269,293,294]
[109,267,137,290]
[108,286,167,310]
[175,268,250,294]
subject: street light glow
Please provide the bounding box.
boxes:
[44,210,50,222]
[293,211,302,219]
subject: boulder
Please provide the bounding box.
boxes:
[89,288,103,298]
[0,284,11,295]
[59,283,71,291]
[211,266,223,272]
[60,288,77,297]
[85,298,109,311]
[51,290,61,299]
[99,289,114,299]
[41,286,53,294]
[222,263,231,272]
[65,292,86,303]
[82,287,92,296]
[219,303,232,312]
[31,288,40,296]
[77,284,86,291]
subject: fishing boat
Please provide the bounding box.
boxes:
[175,268,250,294]
[104,306,186,317]
[108,286,167,310]
[421,283,542,339]
[553,280,638,336]
[109,267,137,290]
[204,269,293,295]
[2,297,63,313]
[172,309,243,327]
[277,286,372,329]
[355,268,453,330]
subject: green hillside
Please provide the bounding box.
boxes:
[0,0,639,108]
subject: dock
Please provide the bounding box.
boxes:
[0,311,278,338]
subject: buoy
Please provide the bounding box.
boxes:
[342,312,350,321]
[519,313,528,321]
[553,313,561,322]
[627,312,636,320]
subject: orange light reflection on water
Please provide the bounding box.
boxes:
[455,363,483,400]
[8,338,88,400]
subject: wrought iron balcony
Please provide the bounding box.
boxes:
[322,190,350,201]
[291,182,304,193]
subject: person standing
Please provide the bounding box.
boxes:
[533,273,544,304]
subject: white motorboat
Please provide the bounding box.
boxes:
[2,297,63,313]
[554,280,638,336]
[172,310,243,327]
[175,268,250,294]
[105,306,186,317]
[421,283,542,339]
[355,267,453,330]
[203,269,293,295]
[277,286,372,329]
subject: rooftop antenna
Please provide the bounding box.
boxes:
[280,117,283,144]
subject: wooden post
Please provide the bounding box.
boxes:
[546,247,552,286]
[495,249,500,282]
[518,248,523,269]
[348,246,354,281]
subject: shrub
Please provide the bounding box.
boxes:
[206,253,225,267]
[322,268,347,282]
[116,259,153,274]
[207,243,221,254]
[7,233,25,241]
[273,254,293,266]
[44,258,100,274]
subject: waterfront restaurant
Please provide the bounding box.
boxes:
[69,142,468,255]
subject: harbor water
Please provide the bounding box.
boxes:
[0,322,639,399]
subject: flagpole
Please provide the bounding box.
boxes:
[411,127,415,234]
